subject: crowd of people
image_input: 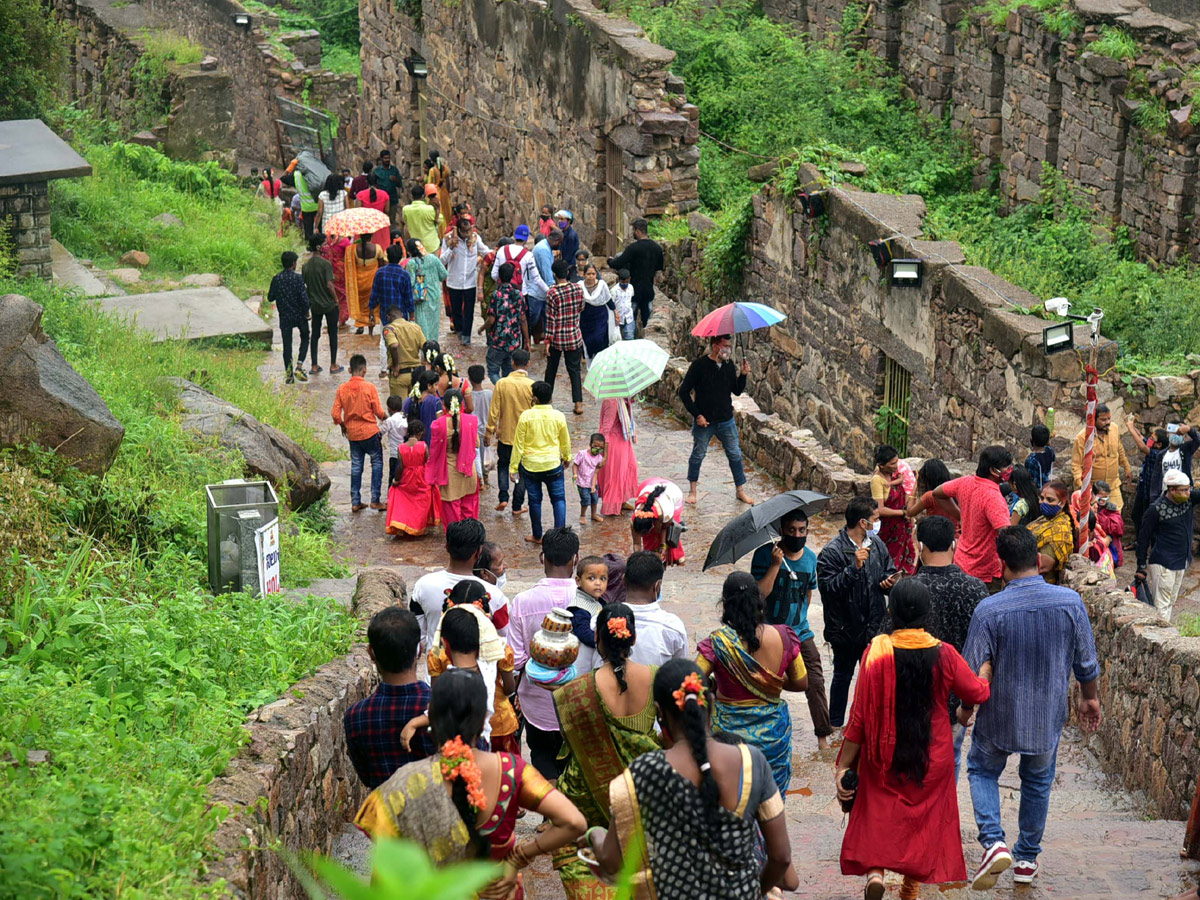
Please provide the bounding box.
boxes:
[259,150,1198,900]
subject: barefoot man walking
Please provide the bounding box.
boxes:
[678,333,754,506]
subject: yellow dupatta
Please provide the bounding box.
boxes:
[857,628,941,773]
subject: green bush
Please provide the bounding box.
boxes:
[51,142,292,297]
[0,0,68,120]
[1091,25,1138,60]
[0,274,352,899]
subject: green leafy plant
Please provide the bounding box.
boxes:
[648,215,694,244]
[1132,96,1170,134]
[874,403,909,455]
[292,838,500,900]
[701,193,755,299]
[1091,26,1138,60]
[0,0,69,119]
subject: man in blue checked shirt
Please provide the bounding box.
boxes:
[369,244,414,376]
[751,509,831,750]
[960,526,1101,892]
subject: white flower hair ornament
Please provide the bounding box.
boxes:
[449,396,461,416]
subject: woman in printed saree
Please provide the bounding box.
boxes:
[872,444,918,575]
[696,571,808,795]
[582,659,796,900]
[553,604,661,900]
[835,580,991,900]
[344,233,385,334]
[355,669,586,900]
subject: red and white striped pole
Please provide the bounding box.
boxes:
[1077,361,1099,551]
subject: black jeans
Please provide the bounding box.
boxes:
[310,308,338,368]
[524,720,563,780]
[447,286,477,339]
[828,640,865,727]
[633,289,653,328]
[300,209,317,242]
[545,346,583,403]
[495,441,526,509]
[280,319,310,374]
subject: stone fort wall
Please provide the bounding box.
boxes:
[760,0,1200,266]
[355,0,699,251]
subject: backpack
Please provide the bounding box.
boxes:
[501,244,529,288]
[296,151,331,201]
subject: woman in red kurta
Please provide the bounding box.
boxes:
[835,579,991,900]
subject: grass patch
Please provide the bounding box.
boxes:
[1177,614,1200,637]
[1091,25,1138,60]
[647,215,694,244]
[51,142,293,298]
[139,29,205,65]
[0,272,353,899]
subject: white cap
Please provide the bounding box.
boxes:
[1163,470,1190,487]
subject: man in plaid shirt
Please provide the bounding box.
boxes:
[343,606,434,787]
[543,258,586,415]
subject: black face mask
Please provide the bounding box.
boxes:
[782,535,806,553]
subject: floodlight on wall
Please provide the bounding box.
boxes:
[232,12,252,28]
[1042,321,1074,354]
[797,191,827,219]
[869,238,894,270]
[404,53,428,78]
[889,258,923,288]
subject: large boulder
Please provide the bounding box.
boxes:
[168,377,329,509]
[0,294,125,474]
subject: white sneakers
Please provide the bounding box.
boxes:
[971,842,1014,890]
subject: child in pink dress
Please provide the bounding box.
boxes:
[572,433,606,524]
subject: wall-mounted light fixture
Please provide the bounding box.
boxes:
[797,191,826,219]
[1042,321,1074,354]
[232,12,252,28]
[404,53,428,79]
[889,258,923,288]
[869,238,893,270]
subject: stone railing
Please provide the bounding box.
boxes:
[1063,558,1200,820]
[202,569,407,899]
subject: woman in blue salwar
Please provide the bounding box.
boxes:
[696,571,809,794]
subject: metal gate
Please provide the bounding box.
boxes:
[274,96,338,170]
[603,137,626,258]
[879,356,912,455]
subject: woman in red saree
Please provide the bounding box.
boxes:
[835,579,991,900]
[871,444,917,575]
[318,233,351,326]
[355,669,586,900]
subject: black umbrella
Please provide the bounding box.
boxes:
[702,490,831,571]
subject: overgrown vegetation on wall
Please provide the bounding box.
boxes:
[242,0,362,75]
[0,0,69,120]
[619,0,1200,370]
[51,140,292,298]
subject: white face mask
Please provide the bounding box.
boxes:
[494,573,507,590]
[869,519,881,534]
[717,346,732,360]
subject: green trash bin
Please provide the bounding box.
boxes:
[205,479,279,594]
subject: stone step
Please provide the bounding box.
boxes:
[50,240,111,298]
[94,287,273,346]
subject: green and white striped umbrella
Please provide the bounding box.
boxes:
[583,339,670,399]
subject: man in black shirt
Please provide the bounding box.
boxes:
[677,333,753,505]
[606,217,663,330]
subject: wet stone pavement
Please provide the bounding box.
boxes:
[260,312,1199,899]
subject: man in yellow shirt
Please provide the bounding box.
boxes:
[485,348,535,512]
[510,380,571,545]
[1070,403,1131,511]
[401,184,441,253]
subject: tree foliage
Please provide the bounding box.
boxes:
[0,0,69,120]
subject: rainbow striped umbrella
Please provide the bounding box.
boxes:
[583,340,670,399]
[691,302,787,337]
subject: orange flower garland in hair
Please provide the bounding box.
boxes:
[440,737,487,811]
[606,617,632,640]
[672,672,705,710]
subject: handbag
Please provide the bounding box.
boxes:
[607,309,622,345]
[838,769,858,813]
[665,520,686,549]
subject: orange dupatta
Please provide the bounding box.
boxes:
[850,628,941,774]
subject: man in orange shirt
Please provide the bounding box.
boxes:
[332,353,389,512]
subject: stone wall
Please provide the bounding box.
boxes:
[1064,559,1200,821]
[761,0,1200,266]
[203,569,407,899]
[356,0,698,250]
[54,0,236,162]
[1,183,53,280]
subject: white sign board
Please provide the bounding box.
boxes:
[254,517,281,596]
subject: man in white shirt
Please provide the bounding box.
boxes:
[615,550,689,666]
[439,216,491,347]
[409,519,508,651]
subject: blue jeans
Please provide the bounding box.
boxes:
[620,319,636,341]
[527,296,546,333]
[486,345,514,383]
[687,417,747,487]
[577,484,599,511]
[349,433,384,505]
[967,731,1058,862]
[521,464,566,539]
[952,720,968,782]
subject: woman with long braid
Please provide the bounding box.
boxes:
[584,659,793,900]
[552,604,660,900]
[425,388,480,525]
[355,669,585,899]
[697,571,809,794]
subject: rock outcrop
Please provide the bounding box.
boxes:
[168,377,330,509]
[0,294,124,474]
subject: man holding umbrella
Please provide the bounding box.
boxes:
[679,333,753,506]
